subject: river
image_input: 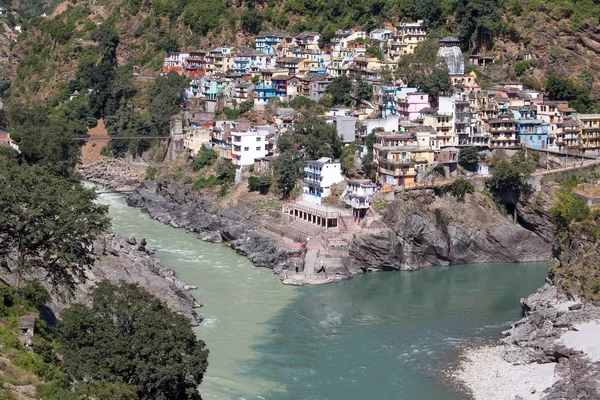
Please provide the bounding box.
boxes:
[97,191,548,400]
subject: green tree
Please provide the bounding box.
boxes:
[456,0,503,50]
[192,147,218,171]
[354,78,373,101]
[0,157,110,290]
[215,160,236,182]
[148,72,188,135]
[458,147,479,168]
[550,187,590,229]
[546,76,591,112]
[365,127,383,153]
[341,143,356,171]
[7,104,80,178]
[486,157,533,221]
[450,178,474,202]
[394,40,451,104]
[293,114,343,159]
[58,280,209,400]
[248,175,271,194]
[325,76,354,107]
[241,8,263,34]
[275,149,303,198]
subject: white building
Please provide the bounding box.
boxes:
[231,129,268,166]
[303,157,344,204]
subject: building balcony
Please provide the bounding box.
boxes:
[303,178,321,187]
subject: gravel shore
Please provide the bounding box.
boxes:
[454,345,556,400]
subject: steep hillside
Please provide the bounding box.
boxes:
[3,0,600,105]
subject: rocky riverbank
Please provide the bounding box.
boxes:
[124,179,558,282]
[453,283,600,399]
[126,180,292,271]
[44,233,204,325]
[454,214,600,399]
[78,158,147,192]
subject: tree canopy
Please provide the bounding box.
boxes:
[58,280,209,400]
[324,76,354,107]
[0,154,109,290]
[394,40,452,104]
[486,156,533,220]
[293,114,343,159]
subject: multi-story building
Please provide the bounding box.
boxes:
[302,157,344,204]
[562,118,581,152]
[373,131,419,186]
[162,52,189,74]
[578,114,600,155]
[183,127,212,156]
[206,46,233,74]
[294,32,320,51]
[184,51,206,76]
[389,20,426,59]
[253,82,277,108]
[272,75,300,98]
[275,57,304,75]
[489,112,519,148]
[397,92,430,121]
[299,73,333,101]
[231,129,268,166]
[517,119,549,150]
[255,31,292,55]
[423,109,454,147]
[232,80,254,103]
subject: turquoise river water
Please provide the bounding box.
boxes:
[97,191,548,400]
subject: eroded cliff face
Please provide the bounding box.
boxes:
[348,189,554,272]
[126,180,289,270]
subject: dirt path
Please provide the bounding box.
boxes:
[81,119,107,165]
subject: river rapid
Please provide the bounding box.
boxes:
[97,190,548,400]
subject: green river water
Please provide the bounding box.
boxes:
[97,191,548,400]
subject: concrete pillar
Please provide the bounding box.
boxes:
[325,218,328,231]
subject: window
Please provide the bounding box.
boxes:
[244,147,249,151]
[256,147,261,151]
[256,137,261,142]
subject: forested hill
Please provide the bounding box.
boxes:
[3,0,600,104]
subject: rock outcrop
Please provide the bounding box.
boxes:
[78,158,147,192]
[44,233,204,325]
[348,190,553,271]
[126,180,289,272]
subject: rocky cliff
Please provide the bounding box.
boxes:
[126,180,289,271]
[348,189,554,271]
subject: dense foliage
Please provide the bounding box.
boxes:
[487,155,534,219]
[0,152,109,290]
[458,147,479,168]
[394,41,451,104]
[58,280,209,400]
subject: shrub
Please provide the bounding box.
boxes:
[144,166,157,180]
[450,178,474,202]
[248,175,271,194]
[549,188,590,229]
[20,280,50,310]
[215,161,236,182]
[12,352,55,381]
[192,147,217,171]
[193,175,220,189]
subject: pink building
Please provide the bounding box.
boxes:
[397,92,430,121]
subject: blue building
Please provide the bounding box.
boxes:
[517,119,549,150]
[255,32,291,55]
[253,82,278,107]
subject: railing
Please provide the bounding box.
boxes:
[283,202,341,219]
